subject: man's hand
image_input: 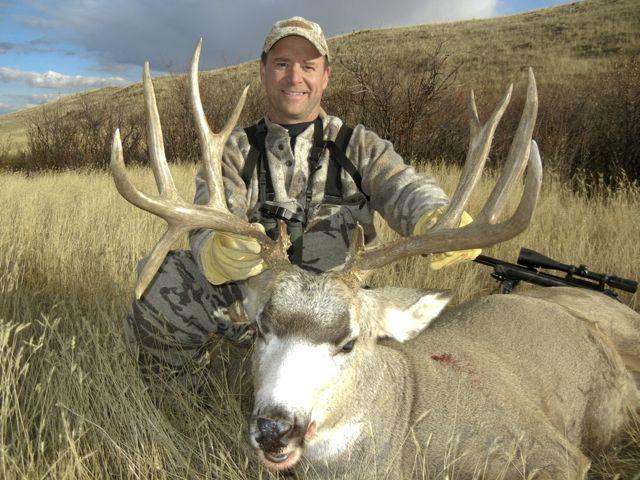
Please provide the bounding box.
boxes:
[200,225,268,285]
[413,208,481,270]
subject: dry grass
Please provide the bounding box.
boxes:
[371,162,640,313]
[0,164,638,479]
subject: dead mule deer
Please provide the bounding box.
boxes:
[111,40,640,479]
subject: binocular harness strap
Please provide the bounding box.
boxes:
[242,117,367,264]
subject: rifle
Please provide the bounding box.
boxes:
[474,248,638,300]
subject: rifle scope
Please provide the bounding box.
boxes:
[517,248,638,294]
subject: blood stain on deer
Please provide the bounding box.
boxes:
[431,352,480,385]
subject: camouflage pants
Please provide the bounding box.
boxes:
[123,250,253,382]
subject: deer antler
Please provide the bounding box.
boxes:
[342,68,541,278]
[111,39,290,299]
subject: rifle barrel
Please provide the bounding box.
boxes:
[473,253,633,297]
[516,248,638,294]
[607,275,638,294]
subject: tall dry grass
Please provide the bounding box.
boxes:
[371,162,640,313]
[0,164,639,479]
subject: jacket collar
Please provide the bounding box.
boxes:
[263,108,327,142]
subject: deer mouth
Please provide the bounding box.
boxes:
[258,447,301,471]
[252,418,317,471]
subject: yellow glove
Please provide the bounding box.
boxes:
[200,225,268,285]
[413,208,481,270]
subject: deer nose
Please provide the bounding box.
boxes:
[257,416,293,442]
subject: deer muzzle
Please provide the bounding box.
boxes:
[250,407,312,471]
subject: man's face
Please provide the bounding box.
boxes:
[260,35,331,124]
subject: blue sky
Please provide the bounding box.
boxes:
[0,0,572,115]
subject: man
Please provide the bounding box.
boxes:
[125,16,479,382]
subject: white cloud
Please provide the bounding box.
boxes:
[0,67,129,89]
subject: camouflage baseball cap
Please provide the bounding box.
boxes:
[263,16,330,62]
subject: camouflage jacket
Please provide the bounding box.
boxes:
[190,110,449,273]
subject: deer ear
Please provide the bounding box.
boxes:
[363,288,451,342]
[243,270,276,322]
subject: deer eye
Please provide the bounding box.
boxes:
[339,339,356,354]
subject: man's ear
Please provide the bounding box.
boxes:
[259,59,266,85]
[359,287,451,342]
[322,61,331,90]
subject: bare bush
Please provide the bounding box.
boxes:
[0,135,18,170]
[13,50,640,190]
[422,57,640,188]
[24,96,145,171]
[537,56,640,186]
[324,48,639,190]
[0,135,13,159]
[15,70,260,171]
[326,43,459,162]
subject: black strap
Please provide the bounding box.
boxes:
[241,120,263,186]
[304,117,326,215]
[243,118,369,208]
[243,119,274,202]
[323,124,348,202]
[324,124,370,203]
[308,116,326,169]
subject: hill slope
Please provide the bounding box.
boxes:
[0,0,638,153]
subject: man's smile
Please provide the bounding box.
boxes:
[282,90,307,97]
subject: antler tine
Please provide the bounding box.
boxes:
[190,38,249,210]
[340,224,371,288]
[476,68,538,224]
[504,140,542,233]
[468,90,480,138]
[111,129,175,219]
[348,224,366,258]
[143,62,177,199]
[433,83,512,230]
[341,71,540,281]
[112,62,181,212]
[134,229,184,300]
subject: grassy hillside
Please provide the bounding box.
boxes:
[0,0,638,154]
[333,0,640,86]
